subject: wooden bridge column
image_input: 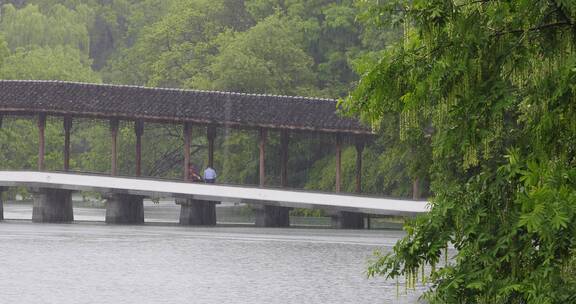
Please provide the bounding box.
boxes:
[280,130,289,187]
[134,120,144,176]
[259,128,267,187]
[110,119,119,176]
[183,122,192,181]
[38,113,46,171]
[413,177,420,200]
[63,116,72,171]
[355,141,364,193]
[335,133,342,192]
[356,140,369,228]
[254,128,290,227]
[331,134,366,229]
[207,125,216,168]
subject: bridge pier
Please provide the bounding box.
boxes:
[177,199,217,226]
[331,211,365,229]
[105,194,144,224]
[0,187,5,221]
[31,188,74,223]
[254,205,291,227]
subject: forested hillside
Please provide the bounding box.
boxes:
[0,0,418,197]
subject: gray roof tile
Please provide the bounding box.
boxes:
[0,80,372,134]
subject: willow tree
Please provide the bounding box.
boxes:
[344,0,576,303]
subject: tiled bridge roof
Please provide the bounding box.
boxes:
[0,80,372,135]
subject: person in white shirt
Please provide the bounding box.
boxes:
[203,167,217,183]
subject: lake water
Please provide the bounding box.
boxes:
[0,203,427,304]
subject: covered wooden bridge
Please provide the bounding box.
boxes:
[0,80,407,228]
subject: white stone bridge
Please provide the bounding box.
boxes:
[0,171,428,229]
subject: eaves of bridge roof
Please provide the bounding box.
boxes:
[0,80,373,135]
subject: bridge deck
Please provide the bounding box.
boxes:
[0,171,428,216]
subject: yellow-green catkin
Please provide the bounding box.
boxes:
[396,276,399,298]
[405,273,408,295]
[445,246,449,266]
[422,263,426,284]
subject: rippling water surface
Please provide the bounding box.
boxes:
[0,204,426,304]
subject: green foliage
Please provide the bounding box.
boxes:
[565,252,576,286]
[306,146,356,192]
[346,0,576,302]
[194,15,316,95]
[0,118,36,170]
[0,45,100,82]
[0,34,8,67]
[122,0,176,46]
[216,130,259,184]
[106,0,252,87]
[0,4,92,55]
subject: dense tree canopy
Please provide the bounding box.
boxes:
[344,0,576,302]
[0,34,8,67]
[194,15,316,95]
[0,4,91,55]
[0,0,410,195]
[0,46,100,81]
[106,0,253,87]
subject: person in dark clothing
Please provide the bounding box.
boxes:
[188,164,203,182]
